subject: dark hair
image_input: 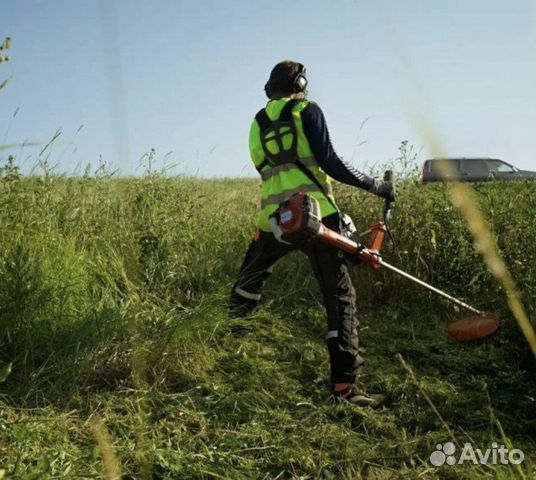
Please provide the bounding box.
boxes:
[265,60,307,98]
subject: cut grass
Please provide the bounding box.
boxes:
[2,302,534,479]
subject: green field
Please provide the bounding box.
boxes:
[0,173,534,479]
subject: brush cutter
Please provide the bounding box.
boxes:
[270,172,500,343]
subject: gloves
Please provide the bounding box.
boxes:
[369,177,396,202]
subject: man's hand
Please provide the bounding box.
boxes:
[368,177,396,202]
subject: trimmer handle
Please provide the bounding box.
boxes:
[383,170,395,224]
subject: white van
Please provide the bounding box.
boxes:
[422,158,536,183]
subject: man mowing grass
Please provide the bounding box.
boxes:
[230,60,395,406]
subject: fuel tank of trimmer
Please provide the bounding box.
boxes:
[270,192,323,244]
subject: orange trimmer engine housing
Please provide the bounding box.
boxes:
[270,192,323,244]
[270,192,386,269]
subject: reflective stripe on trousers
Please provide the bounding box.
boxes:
[234,286,261,301]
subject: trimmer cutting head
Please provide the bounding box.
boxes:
[447,314,501,342]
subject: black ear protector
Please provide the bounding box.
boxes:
[292,63,308,93]
[264,62,308,98]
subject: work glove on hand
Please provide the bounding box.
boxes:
[368,177,396,202]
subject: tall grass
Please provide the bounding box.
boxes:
[1,173,533,375]
[0,166,534,478]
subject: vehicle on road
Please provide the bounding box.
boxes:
[422,157,536,183]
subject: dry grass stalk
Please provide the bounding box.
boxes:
[90,416,122,480]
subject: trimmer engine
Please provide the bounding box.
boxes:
[270,192,323,244]
[271,192,386,268]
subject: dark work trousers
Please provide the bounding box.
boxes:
[230,213,363,384]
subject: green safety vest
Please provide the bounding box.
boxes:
[249,98,339,232]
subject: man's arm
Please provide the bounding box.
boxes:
[301,102,374,190]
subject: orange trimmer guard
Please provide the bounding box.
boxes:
[447,314,501,342]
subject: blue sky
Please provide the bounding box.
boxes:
[1,0,535,176]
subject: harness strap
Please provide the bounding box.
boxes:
[255,159,269,173]
[255,109,271,132]
[254,99,298,128]
[294,158,338,211]
[254,100,338,212]
[279,99,297,121]
[253,109,272,174]
[254,100,298,173]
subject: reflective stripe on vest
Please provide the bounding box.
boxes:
[260,182,332,209]
[260,157,317,181]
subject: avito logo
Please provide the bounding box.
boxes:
[430,442,525,467]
